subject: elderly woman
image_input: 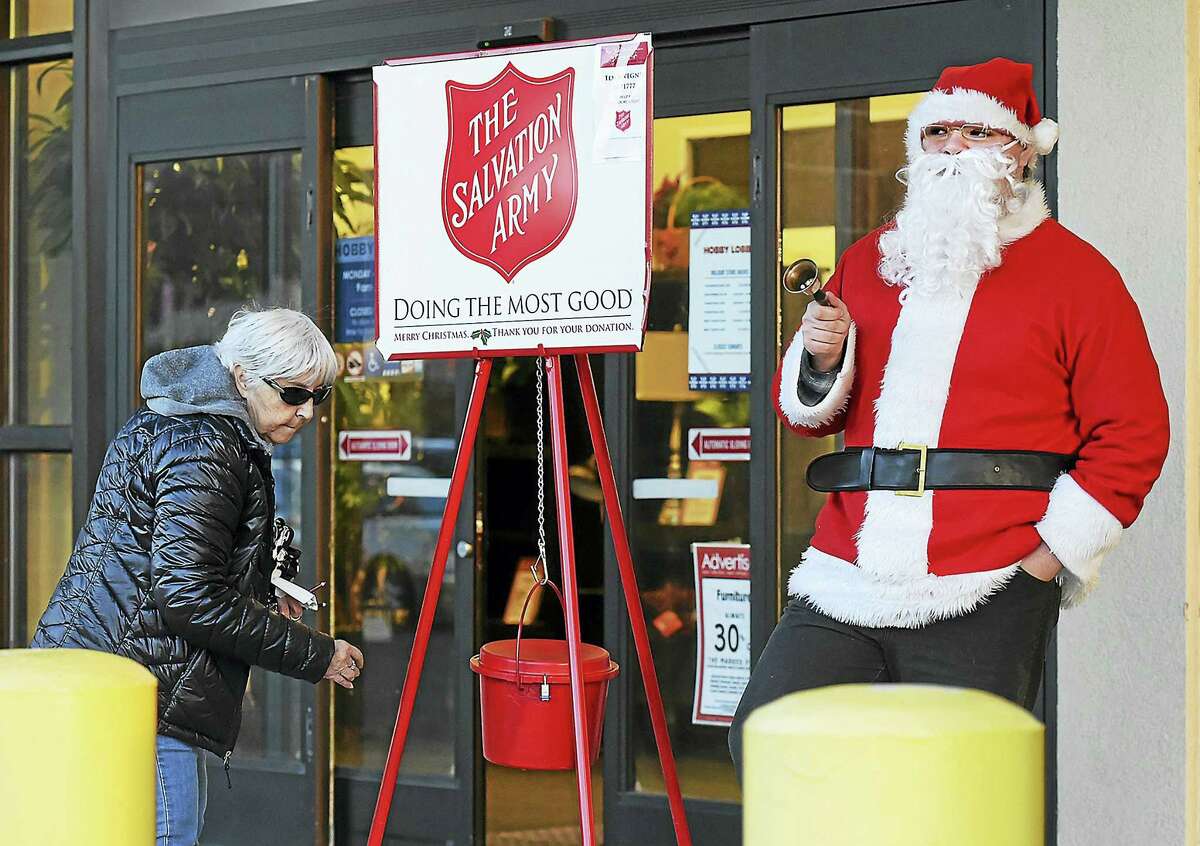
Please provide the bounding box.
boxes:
[31,307,364,846]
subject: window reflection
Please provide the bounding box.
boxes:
[777,93,921,607]
[138,151,303,366]
[12,59,72,425]
[4,453,72,644]
[631,111,751,803]
[331,146,461,777]
[7,1,72,38]
[136,149,307,765]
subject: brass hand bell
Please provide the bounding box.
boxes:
[781,258,827,304]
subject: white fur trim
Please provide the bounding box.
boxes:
[1036,474,1124,606]
[777,322,857,429]
[1031,118,1059,156]
[905,88,1037,161]
[998,180,1050,244]
[789,547,1019,628]
[854,286,976,579]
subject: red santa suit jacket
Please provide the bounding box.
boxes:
[774,184,1170,627]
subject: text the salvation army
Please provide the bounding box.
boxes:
[449,87,563,255]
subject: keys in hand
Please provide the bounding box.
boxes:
[325,639,365,689]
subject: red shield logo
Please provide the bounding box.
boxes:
[442,63,578,282]
[615,110,631,132]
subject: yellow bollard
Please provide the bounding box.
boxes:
[744,684,1043,846]
[0,649,158,845]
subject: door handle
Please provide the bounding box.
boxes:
[456,540,474,558]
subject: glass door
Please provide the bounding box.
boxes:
[628,108,751,797]
[750,1,1044,628]
[772,93,922,590]
[328,142,478,844]
[119,75,333,845]
[602,37,750,846]
[748,5,1054,843]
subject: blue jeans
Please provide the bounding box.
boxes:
[155,735,208,845]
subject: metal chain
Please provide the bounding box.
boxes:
[533,356,550,584]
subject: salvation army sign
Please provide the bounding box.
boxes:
[374,33,651,359]
[443,64,577,282]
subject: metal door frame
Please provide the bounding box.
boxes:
[601,32,750,846]
[113,73,334,846]
[328,73,480,846]
[748,4,1056,843]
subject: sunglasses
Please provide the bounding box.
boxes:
[263,377,333,407]
[920,123,1016,144]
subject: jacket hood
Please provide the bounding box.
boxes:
[140,345,271,452]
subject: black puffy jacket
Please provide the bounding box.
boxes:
[31,407,335,758]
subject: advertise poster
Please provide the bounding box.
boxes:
[691,543,751,726]
[687,210,751,391]
[373,33,652,359]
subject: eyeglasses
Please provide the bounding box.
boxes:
[920,123,1016,145]
[263,377,332,406]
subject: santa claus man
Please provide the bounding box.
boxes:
[729,57,1169,774]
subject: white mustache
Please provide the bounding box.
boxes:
[898,146,1020,194]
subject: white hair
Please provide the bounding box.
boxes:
[214,306,338,386]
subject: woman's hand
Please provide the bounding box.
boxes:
[277,594,307,621]
[324,639,365,689]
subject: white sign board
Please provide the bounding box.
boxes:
[373,34,652,359]
[692,542,751,726]
[338,430,412,462]
[687,210,751,391]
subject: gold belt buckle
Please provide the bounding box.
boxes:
[896,442,928,497]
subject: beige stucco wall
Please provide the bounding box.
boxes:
[1056,1,1190,843]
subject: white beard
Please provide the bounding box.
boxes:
[878,146,1027,299]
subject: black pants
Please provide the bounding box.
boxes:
[728,569,1061,778]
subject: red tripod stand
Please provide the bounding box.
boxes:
[367,353,693,846]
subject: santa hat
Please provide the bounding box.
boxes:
[905,57,1059,160]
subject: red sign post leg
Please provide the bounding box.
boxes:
[575,353,694,846]
[368,358,493,846]
[544,356,599,846]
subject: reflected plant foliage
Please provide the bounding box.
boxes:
[134,148,307,764]
[139,151,302,361]
[334,151,373,237]
[330,146,462,775]
[27,60,71,258]
[16,59,72,425]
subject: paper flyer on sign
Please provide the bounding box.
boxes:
[692,542,751,726]
[592,35,649,162]
[373,34,652,359]
[688,210,751,391]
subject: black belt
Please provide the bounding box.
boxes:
[807,446,1075,496]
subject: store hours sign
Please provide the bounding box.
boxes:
[373,33,652,359]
